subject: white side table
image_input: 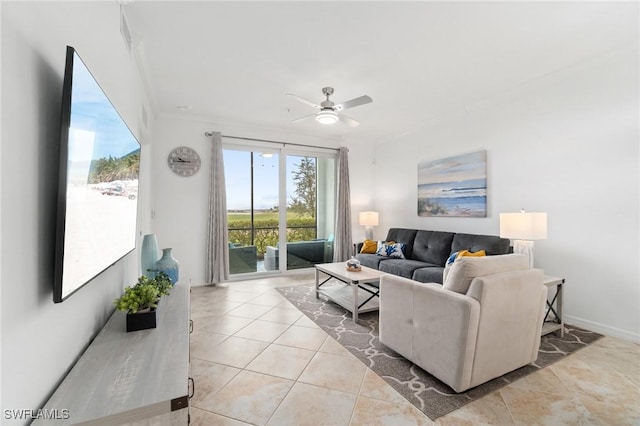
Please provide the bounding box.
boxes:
[542,276,564,337]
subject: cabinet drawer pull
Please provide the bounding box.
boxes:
[188,377,195,398]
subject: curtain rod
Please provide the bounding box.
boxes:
[204,132,340,152]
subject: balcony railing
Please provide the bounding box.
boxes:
[228,225,317,258]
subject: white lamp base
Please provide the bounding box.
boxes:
[364,226,374,240]
[513,239,535,268]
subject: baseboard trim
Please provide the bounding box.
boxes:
[565,315,640,343]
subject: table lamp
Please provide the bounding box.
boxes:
[359,211,379,240]
[499,210,547,268]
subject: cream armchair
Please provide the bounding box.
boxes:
[379,254,547,393]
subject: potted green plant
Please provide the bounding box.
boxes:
[115,281,159,332]
[114,273,175,332]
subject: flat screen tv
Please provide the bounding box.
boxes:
[54,46,141,303]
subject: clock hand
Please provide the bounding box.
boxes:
[175,157,191,163]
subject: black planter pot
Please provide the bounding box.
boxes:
[126,308,157,332]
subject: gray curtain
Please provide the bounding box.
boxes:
[205,131,229,283]
[333,147,352,262]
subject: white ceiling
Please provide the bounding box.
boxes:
[124,1,637,144]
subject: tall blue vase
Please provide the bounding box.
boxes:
[141,234,160,278]
[155,248,179,285]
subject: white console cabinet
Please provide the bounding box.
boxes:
[34,282,191,426]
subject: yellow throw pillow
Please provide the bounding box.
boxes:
[457,249,486,259]
[360,239,378,254]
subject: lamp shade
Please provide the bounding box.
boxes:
[500,212,547,240]
[359,211,379,227]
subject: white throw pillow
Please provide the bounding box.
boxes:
[442,254,529,294]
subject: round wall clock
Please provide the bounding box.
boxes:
[167,146,201,177]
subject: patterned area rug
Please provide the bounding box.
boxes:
[277,282,603,421]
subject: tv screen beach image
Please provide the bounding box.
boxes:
[59,51,140,299]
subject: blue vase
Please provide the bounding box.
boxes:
[141,234,159,278]
[155,248,179,285]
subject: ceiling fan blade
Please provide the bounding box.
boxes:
[334,95,372,112]
[338,114,360,127]
[285,94,321,109]
[291,113,316,124]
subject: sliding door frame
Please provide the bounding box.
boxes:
[223,138,337,279]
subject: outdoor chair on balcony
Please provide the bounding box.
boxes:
[228,243,258,274]
[264,237,334,271]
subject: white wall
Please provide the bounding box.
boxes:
[346,141,377,243]
[149,118,211,285]
[1,2,152,420]
[369,44,639,341]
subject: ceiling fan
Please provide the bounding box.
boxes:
[286,87,372,127]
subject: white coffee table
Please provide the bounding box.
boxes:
[315,262,386,322]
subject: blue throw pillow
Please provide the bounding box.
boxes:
[376,242,406,259]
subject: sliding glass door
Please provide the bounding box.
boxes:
[224,149,280,275]
[224,144,335,276]
[285,154,335,270]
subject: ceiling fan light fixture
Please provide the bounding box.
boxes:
[315,110,338,125]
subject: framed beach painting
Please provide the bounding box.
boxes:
[417,150,487,217]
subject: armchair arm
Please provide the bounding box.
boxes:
[465,268,546,388]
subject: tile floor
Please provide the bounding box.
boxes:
[189,272,640,426]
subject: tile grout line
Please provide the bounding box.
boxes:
[347,362,371,426]
[223,297,321,424]
[190,406,252,425]
[496,388,518,426]
[260,335,333,426]
[189,363,243,415]
[193,295,287,425]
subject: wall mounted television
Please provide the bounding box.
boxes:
[54,46,141,303]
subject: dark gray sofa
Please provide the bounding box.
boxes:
[355,228,510,284]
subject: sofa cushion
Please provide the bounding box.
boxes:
[451,233,510,256]
[385,228,418,259]
[412,266,446,284]
[379,259,436,279]
[412,230,455,265]
[356,253,390,269]
[443,254,529,294]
